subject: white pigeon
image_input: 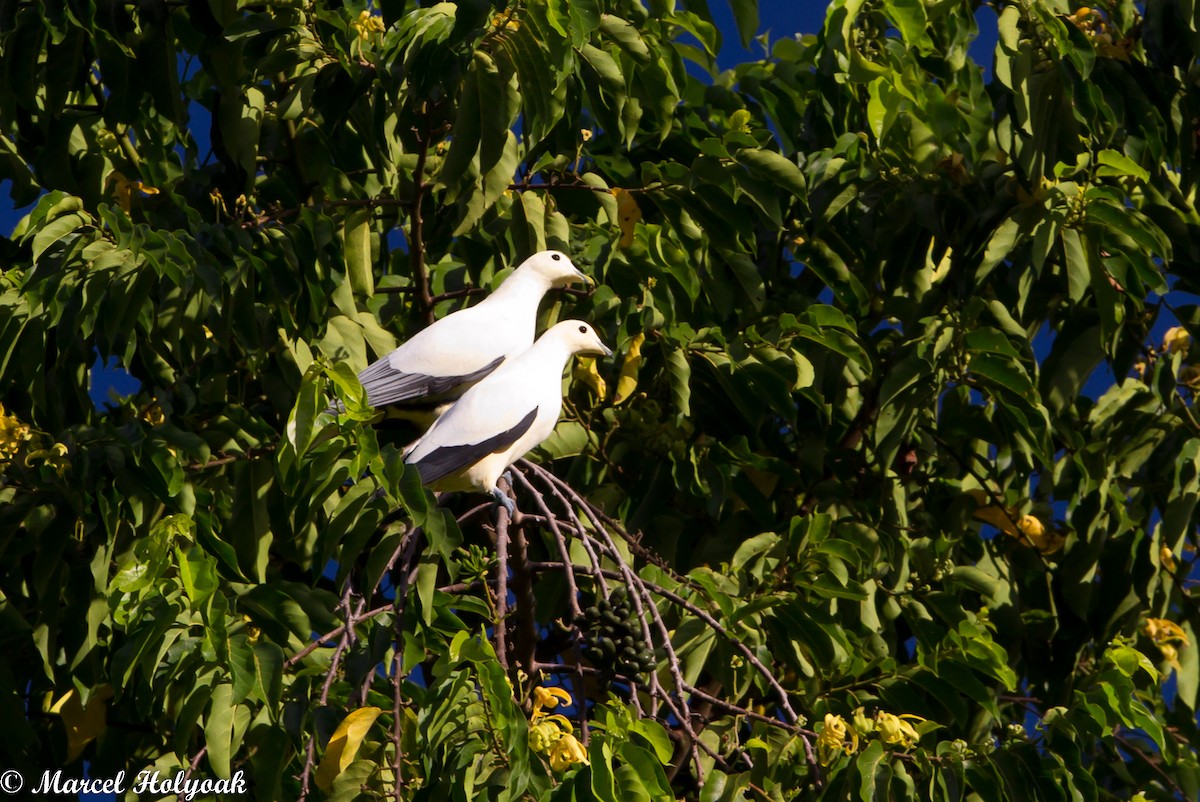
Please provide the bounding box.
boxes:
[403,320,612,513]
[352,250,589,413]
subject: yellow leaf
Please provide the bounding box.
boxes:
[613,332,645,404]
[572,357,607,398]
[50,685,113,761]
[315,706,383,790]
[612,188,641,249]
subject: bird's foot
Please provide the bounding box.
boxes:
[492,487,517,519]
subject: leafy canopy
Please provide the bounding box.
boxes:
[1,0,1200,800]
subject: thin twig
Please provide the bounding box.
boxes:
[495,502,511,671]
[504,477,539,694]
[391,526,422,800]
[298,583,360,801]
[176,746,208,802]
[409,107,435,324]
[284,604,393,668]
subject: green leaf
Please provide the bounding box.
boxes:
[599,15,651,63]
[1061,227,1088,303]
[857,740,888,799]
[252,641,284,707]
[727,0,759,48]
[342,209,374,298]
[204,683,237,779]
[1095,149,1149,181]
[627,719,674,765]
[733,148,806,198]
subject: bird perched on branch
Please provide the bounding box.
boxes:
[404,320,612,514]
[350,250,590,415]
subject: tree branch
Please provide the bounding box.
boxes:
[409,107,435,325]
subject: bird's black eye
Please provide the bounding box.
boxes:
[552,253,561,261]
[578,325,587,333]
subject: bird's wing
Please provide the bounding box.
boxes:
[408,406,538,485]
[358,354,503,408]
[386,303,522,376]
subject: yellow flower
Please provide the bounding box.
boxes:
[107,171,159,212]
[1159,643,1181,671]
[1144,617,1189,671]
[141,403,165,426]
[1163,326,1191,355]
[491,12,520,32]
[852,706,875,737]
[1160,545,1177,573]
[353,9,385,40]
[0,403,33,463]
[816,713,858,766]
[529,719,562,753]
[531,686,572,721]
[548,732,588,771]
[528,714,572,752]
[969,490,1063,553]
[1144,618,1188,646]
[875,711,924,749]
[580,129,593,142]
[25,442,69,476]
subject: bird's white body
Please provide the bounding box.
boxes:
[356,251,588,409]
[404,320,612,495]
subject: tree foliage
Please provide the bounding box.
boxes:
[2,0,1200,799]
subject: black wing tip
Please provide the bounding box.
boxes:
[406,406,539,486]
[359,355,507,409]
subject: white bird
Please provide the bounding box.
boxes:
[352,250,589,413]
[403,320,612,513]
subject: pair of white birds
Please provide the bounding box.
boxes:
[353,250,610,514]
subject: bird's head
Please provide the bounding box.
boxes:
[552,320,613,357]
[520,250,591,288]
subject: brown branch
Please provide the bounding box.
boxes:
[495,499,512,671]
[176,746,208,802]
[1112,727,1188,799]
[526,560,802,727]
[510,471,590,739]
[391,526,422,800]
[375,285,489,303]
[514,465,706,780]
[298,584,363,801]
[518,460,692,587]
[503,477,539,694]
[184,444,277,472]
[512,466,610,598]
[508,180,668,195]
[409,107,435,325]
[283,603,393,668]
[323,197,409,208]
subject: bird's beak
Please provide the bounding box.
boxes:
[573,267,592,286]
[595,339,613,357]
